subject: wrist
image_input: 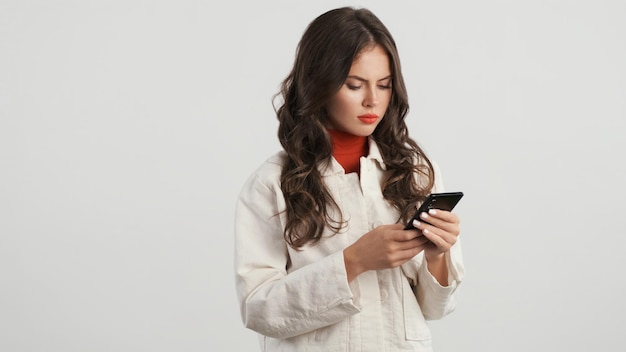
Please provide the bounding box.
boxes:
[425,251,446,263]
[425,251,449,286]
[343,246,363,282]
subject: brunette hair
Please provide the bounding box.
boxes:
[275,7,434,248]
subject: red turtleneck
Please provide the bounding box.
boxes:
[327,129,368,175]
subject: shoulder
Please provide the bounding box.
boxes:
[254,151,285,181]
[239,151,286,193]
[235,152,287,225]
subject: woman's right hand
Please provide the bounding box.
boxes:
[343,224,428,282]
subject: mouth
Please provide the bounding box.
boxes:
[357,113,379,124]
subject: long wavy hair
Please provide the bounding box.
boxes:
[275,7,434,249]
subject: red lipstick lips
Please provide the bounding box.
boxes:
[357,113,379,124]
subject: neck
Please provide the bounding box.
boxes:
[327,129,368,174]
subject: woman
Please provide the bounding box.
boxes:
[234,7,464,351]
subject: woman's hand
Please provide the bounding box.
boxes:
[412,209,460,259]
[343,224,428,282]
[411,209,460,285]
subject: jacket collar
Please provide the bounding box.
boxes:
[318,137,386,176]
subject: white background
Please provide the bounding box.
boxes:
[1,0,625,351]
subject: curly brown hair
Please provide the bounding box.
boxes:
[275,7,434,249]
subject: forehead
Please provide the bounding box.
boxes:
[348,45,391,78]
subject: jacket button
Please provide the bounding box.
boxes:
[380,289,388,301]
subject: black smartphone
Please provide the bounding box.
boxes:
[404,192,464,230]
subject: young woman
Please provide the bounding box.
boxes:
[234,7,464,351]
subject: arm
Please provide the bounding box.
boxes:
[424,252,448,286]
[234,172,360,339]
[400,162,465,320]
[411,237,464,320]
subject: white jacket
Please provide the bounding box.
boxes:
[234,140,464,351]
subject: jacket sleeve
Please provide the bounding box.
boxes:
[400,161,465,320]
[234,170,361,339]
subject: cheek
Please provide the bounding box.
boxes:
[330,92,359,115]
[381,92,393,109]
[384,90,393,103]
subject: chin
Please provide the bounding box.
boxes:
[332,123,379,137]
[357,125,379,137]
[346,128,374,137]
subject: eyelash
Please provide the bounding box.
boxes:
[347,84,392,90]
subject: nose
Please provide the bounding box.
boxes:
[363,86,379,108]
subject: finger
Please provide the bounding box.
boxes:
[419,211,459,235]
[388,223,406,230]
[424,209,459,225]
[421,227,451,250]
[395,235,429,251]
[412,218,457,240]
[395,244,426,264]
[414,219,456,246]
[394,228,422,241]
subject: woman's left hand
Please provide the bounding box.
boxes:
[411,209,460,261]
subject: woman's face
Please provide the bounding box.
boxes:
[325,44,392,136]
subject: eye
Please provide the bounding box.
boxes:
[378,80,392,90]
[347,84,362,90]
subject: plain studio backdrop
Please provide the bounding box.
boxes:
[1,0,625,351]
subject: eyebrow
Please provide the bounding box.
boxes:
[346,75,392,82]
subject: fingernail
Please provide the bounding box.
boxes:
[412,219,421,227]
[420,212,428,219]
[428,209,437,215]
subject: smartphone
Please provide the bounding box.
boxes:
[404,192,464,230]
